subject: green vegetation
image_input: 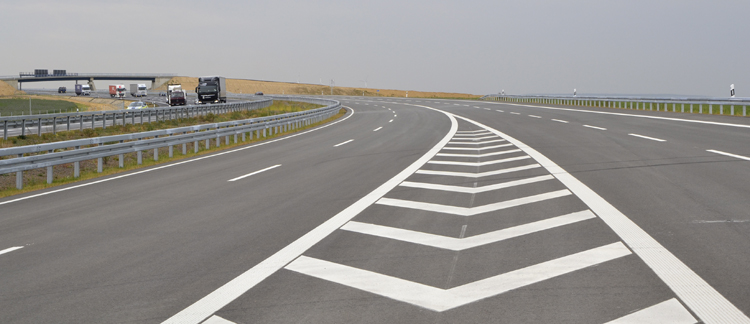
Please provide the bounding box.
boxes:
[0,97,86,116]
[1,100,323,148]
[0,107,346,197]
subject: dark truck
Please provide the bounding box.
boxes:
[195,76,226,104]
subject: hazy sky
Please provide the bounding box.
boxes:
[2,1,748,97]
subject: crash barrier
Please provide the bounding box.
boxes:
[481,94,750,117]
[0,96,341,190]
[1,99,274,140]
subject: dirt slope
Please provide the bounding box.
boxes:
[156,77,479,99]
[0,81,22,96]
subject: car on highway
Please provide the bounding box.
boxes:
[126,101,148,109]
[159,92,167,96]
[255,92,263,96]
[58,87,66,93]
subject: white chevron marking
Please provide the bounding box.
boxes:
[453,132,492,138]
[449,135,500,141]
[428,156,530,167]
[416,164,541,178]
[605,299,697,324]
[285,242,631,312]
[441,144,513,151]
[399,175,554,193]
[456,130,486,134]
[436,149,522,158]
[376,190,571,216]
[341,210,596,250]
[448,139,506,145]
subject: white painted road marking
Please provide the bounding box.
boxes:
[428,155,529,167]
[161,106,458,324]
[583,125,607,130]
[284,242,631,312]
[459,115,750,323]
[496,110,504,112]
[452,132,492,137]
[628,133,666,142]
[334,139,354,147]
[456,130,485,134]
[605,299,696,324]
[202,315,237,324]
[442,143,512,151]
[389,119,393,123]
[400,175,554,194]
[436,149,522,158]
[484,108,491,110]
[448,135,499,141]
[528,115,541,118]
[707,149,750,162]
[551,119,568,123]
[448,139,506,145]
[373,127,383,132]
[341,210,595,250]
[510,112,521,115]
[416,164,541,178]
[227,165,282,182]
[376,190,571,216]
[0,246,23,256]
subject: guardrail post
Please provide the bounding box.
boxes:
[137,150,142,164]
[79,115,83,130]
[169,144,173,158]
[234,134,237,144]
[3,120,7,140]
[154,138,159,161]
[709,104,713,114]
[37,118,42,135]
[731,105,734,115]
[16,154,23,189]
[206,139,210,149]
[97,144,103,173]
[66,116,70,131]
[242,132,246,142]
[183,142,187,155]
[91,114,95,129]
[681,103,684,113]
[194,140,199,153]
[744,106,747,116]
[74,146,80,177]
[263,128,266,137]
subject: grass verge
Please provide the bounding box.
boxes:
[0,107,347,197]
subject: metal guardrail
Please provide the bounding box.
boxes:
[481,94,750,116]
[1,99,273,140]
[15,73,177,79]
[0,97,341,190]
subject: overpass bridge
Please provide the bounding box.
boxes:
[0,73,177,91]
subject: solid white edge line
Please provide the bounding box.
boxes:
[334,139,354,147]
[0,107,355,207]
[227,165,281,182]
[628,134,666,142]
[707,149,750,161]
[0,246,24,256]
[583,125,607,130]
[161,105,458,324]
[453,113,750,324]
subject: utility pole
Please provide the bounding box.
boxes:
[330,79,335,95]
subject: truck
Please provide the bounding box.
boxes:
[75,84,91,96]
[109,84,126,98]
[167,85,187,106]
[195,76,226,104]
[130,83,147,97]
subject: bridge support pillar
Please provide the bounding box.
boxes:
[152,77,172,90]
[88,78,97,91]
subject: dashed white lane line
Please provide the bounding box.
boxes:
[604,299,696,324]
[389,119,394,123]
[707,149,750,161]
[528,115,541,118]
[227,165,282,182]
[496,110,504,112]
[551,119,568,123]
[373,127,383,132]
[0,246,23,256]
[628,134,666,142]
[583,125,607,130]
[510,112,520,115]
[473,106,481,109]
[484,108,491,110]
[334,139,354,147]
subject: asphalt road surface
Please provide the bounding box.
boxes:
[1,97,749,323]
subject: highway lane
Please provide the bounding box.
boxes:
[0,101,448,323]
[2,96,750,323]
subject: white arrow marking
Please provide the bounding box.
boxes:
[441,143,513,151]
[448,139,507,145]
[341,210,595,250]
[376,189,571,216]
[605,299,696,324]
[285,242,631,312]
[428,155,530,167]
[436,149,522,158]
[416,164,541,178]
[400,175,554,194]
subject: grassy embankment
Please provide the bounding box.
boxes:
[0,101,345,197]
[0,95,136,116]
